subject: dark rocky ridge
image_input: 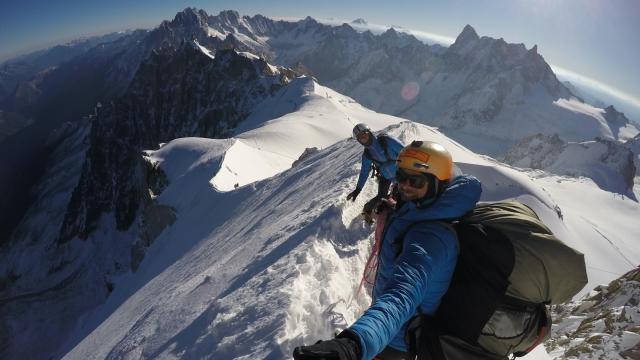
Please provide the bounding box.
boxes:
[59,44,296,243]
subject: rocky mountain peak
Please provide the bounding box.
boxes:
[351,18,368,25]
[301,15,316,23]
[298,16,320,31]
[604,105,626,121]
[58,43,297,243]
[383,27,399,37]
[447,24,483,57]
[378,27,421,48]
[604,105,627,126]
[453,24,480,47]
[603,104,638,140]
[217,9,242,25]
[172,7,209,28]
[336,22,357,34]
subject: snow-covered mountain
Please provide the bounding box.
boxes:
[7,8,635,155]
[187,11,638,154]
[3,8,637,246]
[501,134,636,195]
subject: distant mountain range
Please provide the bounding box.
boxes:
[2,8,638,246]
[2,9,637,150]
[501,134,636,195]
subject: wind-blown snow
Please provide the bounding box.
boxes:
[63,80,639,360]
[194,40,214,59]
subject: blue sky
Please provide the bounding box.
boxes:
[1,0,639,104]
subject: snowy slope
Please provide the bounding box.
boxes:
[502,134,637,195]
[63,111,639,359]
[215,76,398,191]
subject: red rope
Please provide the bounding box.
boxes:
[355,204,391,298]
[523,325,548,354]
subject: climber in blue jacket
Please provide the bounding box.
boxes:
[294,141,482,360]
[347,123,404,219]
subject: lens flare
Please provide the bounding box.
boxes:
[401,81,420,101]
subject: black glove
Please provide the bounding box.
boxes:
[362,195,382,215]
[293,330,361,360]
[346,188,361,202]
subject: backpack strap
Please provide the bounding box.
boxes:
[405,315,446,360]
[364,134,391,162]
[378,134,391,161]
[364,135,391,179]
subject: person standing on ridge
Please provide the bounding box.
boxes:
[347,123,404,220]
[293,141,482,360]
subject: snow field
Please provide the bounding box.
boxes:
[277,232,372,352]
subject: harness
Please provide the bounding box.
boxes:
[364,135,392,178]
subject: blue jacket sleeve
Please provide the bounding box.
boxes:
[356,153,372,190]
[348,224,458,360]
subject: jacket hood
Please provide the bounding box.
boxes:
[396,175,482,222]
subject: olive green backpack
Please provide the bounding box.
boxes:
[403,201,588,359]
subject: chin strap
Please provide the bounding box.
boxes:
[416,177,450,208]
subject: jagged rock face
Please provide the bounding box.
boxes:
[502,134,637,194]
[307,27,435,86]
[430,30,570,135]
[604,105,638,141]
[547,267,640,359]
[0,45,296,360]
[59,46,295,243]
[626,134,640,176]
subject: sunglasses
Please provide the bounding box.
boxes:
[396,169,429,188]
[356,132,370,144]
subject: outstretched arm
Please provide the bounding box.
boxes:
[347,224,457,360]
[355,153,372,190]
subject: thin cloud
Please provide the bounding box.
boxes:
[551,65,640,110]
[275,16,455,46]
